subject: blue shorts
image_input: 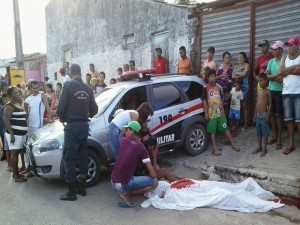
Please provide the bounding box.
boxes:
[256,114,269,137]
[241,86,249,102]
[229,108,240,120]
[283,94,300,123]
[111,176,157,195]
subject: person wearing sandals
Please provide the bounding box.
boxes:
[3,87,28,182]
[266,41,284,150]
[111,121,158,208]
[278,37,300,155]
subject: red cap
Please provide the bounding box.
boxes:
[284,37,300,46]
[59,68,65,74]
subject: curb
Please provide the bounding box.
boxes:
[214,165,300,198]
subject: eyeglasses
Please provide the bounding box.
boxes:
[287,44,295,47]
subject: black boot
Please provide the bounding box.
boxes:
[76,177,87,196]
[60,183,77,201]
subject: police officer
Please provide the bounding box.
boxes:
[57,64,98,201]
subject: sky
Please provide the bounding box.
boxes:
[0,0,50,59]
[0,0,214,60]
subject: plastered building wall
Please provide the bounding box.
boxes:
[46,0,196,82]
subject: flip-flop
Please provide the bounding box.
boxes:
[283,147,295,155]
[118,201,137,208]
[14,177,28,182]
[275,144,282,150]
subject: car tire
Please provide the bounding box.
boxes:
[184,124,208,156]
[84,150,102,187]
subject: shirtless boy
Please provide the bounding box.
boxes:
[253,73,272,157]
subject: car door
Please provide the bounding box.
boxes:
[148,82,185,150]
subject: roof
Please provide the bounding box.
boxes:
[0,52,47,68]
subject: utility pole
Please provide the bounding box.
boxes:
[13,0,24,69]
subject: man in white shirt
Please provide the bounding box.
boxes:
[278,36,300,155]
[24,80,52,136]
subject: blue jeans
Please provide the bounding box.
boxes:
[111,176,157,195]
[283,94,300,123]
[63,122,89,183]
[107,123,121,160]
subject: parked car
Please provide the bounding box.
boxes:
[24,72,208,187]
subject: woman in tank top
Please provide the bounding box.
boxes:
[232,52,250,131]
[3,87,28,182]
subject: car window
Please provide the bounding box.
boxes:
[118,86,147,110]
[152,83,182,110]
[175,81,202,101]
[93,87,124,118]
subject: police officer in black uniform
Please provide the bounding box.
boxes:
[57,64,98,201]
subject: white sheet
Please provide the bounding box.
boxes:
[141,178,284,212]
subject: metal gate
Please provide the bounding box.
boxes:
[201,6,251,66]
[255,0,300,59]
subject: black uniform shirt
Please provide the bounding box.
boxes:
[57,77,98,123]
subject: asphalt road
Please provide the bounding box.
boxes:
[0,161,299,225]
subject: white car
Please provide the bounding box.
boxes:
[25,73,208,186]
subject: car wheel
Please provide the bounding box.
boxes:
[185,124,208,156]
[76,149,102,187]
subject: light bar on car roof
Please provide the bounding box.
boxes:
[122,68,156,81]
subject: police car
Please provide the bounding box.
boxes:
[24,70,208,187]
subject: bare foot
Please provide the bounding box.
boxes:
[252,147,262,154]
[212,150,222,156]
[231,144,240,152]
[260,151,267,157]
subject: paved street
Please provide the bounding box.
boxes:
[0,160,299,225]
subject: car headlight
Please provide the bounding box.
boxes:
[38,139,62,153]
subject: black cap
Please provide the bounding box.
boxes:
[0,80,8,89]
[207,46,215,53]
[258,40,270,47]
[155,47,162,52]
[70,64,81,75]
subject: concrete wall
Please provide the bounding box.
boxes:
[46,0,196,82]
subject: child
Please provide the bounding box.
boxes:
[252,73,272,157]
[202,68,240,156]
[110,78,116,85]
[229,80,243,136]
[95,71,107,94]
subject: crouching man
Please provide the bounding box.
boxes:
[111,121,158,208]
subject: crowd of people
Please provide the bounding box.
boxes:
[189,36,300,158]
[0,35,299,207]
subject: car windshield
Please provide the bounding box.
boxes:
[93,87,124,118]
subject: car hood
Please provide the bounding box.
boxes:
[28,120,65,144]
